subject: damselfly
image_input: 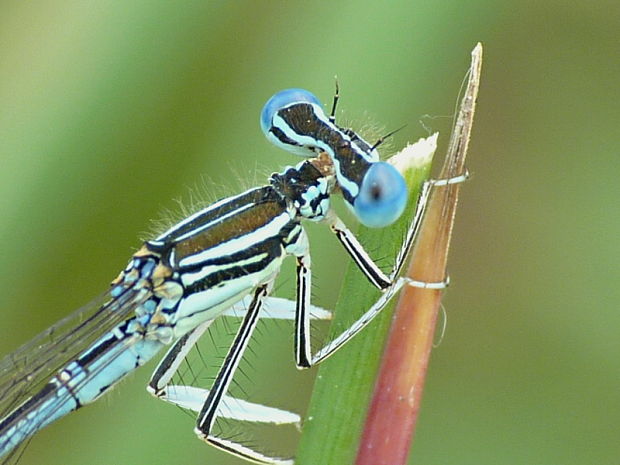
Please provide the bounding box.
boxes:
[0,87,465,464]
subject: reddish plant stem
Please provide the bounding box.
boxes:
[355,43,482,465]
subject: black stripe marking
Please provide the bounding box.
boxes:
[338,231,389,289]
[295,261,310,367]
[197,286,265,432]
[184,239,282,294]
[149,187,284,252]
[270,126,302,147]
[0,382,56,433]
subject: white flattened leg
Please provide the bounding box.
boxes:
[148,319,213,396]
[150,286,295,464]
[310,276,449,365]
[149,296,331,396]
[225,295,331,321]
[193,285,294,464]
[159,385,300,426]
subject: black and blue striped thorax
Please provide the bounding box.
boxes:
[146,156,333,270]
[121,156,334,338]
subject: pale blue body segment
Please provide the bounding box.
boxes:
[0,331,163,457]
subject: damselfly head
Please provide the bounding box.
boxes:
[262,88,407,228]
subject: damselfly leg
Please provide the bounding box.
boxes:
[300,173,467,366]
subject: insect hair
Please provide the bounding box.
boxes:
[143,160,274,241]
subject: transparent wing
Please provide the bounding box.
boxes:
[0,284,151,463]
[0,286,150,416]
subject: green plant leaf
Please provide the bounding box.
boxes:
[296,136,436,465]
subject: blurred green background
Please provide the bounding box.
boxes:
[1,1,618,464]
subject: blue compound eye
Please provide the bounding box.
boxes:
[260,88,322,136]
[353,162,408,228]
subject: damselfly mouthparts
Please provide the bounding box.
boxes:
[0,88,466,464]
